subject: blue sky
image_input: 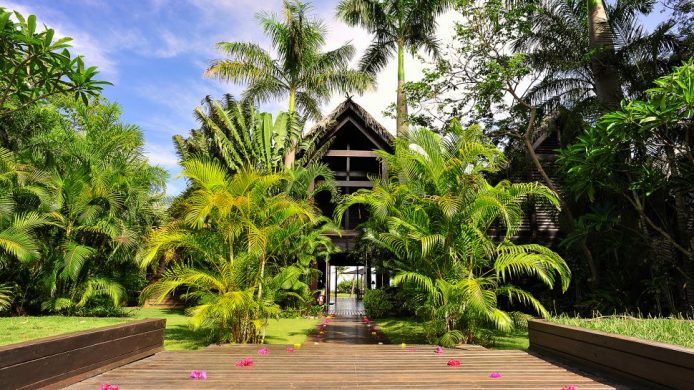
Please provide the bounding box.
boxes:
[4,1,670,194]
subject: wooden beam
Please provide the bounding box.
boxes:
[325,150,378,158]
[334,180,373,188]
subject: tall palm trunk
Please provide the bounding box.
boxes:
[587,0,623,110]
[284,88,298,168]
[396,40,408,136]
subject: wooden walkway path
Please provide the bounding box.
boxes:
[68,316,625,389]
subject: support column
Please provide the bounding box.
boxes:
[366,259,372,291]
[325,262,330,312]
[334,265,339,311]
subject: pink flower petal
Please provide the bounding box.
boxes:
[561,386,578,390]
[258,347,269,355]
[235,357,254,367]
[435,346,444,354]
[100,385,119,390]
[189,369,208,379]
[489,372,503,378]
[286,347,295,353]
[447,359,461,367]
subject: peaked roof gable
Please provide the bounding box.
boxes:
[306,98,394,149]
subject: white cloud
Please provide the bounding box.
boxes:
[145,142,180,168]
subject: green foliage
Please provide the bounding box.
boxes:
[0,8,110,116]
[206,0,373,121]
[0,98,167,314]
[560,61,694,260]
[337,279,353,294]
[140,161,337,343]
[174,94,332,175]
[339,121,570,346]
[0,283,12,311]
[363,289,394,318]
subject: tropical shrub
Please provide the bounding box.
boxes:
[140,161,337,343]
[338,121,571,346]
[0,98,167,314]
[363,289,394,318]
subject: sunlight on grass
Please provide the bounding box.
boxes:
[0,308,320,350]
[551,315,694,348]
[0,316,130,346]
[262,317,320,345]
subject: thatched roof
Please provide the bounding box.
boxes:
[306,98,394,147]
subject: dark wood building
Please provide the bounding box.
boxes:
[302,98,393,304]
[307,98,560,305]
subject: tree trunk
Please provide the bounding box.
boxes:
[396,40,408,137]
[587,0,624,110]
[284,89,297,168]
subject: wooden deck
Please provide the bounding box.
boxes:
[67,344,623,389]
[68,315,623,389]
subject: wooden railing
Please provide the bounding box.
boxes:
[529,319,694,389]
[0,318,165,389]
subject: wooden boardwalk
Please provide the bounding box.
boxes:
[68,316,625,389]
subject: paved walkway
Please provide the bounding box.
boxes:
[68,315,624,389]
[328,296,365,317]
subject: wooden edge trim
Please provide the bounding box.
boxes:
[0,319,166,366]
[528,319,694,369]
[37,346,162,390]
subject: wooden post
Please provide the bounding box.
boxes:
[366,259,372,291]
[325,262,330,313]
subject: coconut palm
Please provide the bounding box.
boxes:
[514,0,680,114]
[337,0,452,136]
[337,121,571,345]
[205,1,374,167]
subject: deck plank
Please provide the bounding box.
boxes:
[67,344,623,389]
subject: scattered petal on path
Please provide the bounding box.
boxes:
[447,359,461,367]
[435,346,444,354]
[189,370,207,379]
[489,372,503,378]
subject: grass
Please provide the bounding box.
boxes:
[375,317,529,349]
[336,292,354,298]
[262,317,321,345]
[550,315,694,349]
[0,316,131,347]
[0,307,320,350]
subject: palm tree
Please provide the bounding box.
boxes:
[515,0,679,113]
[337,0,452,136]
[337,121,570,345]
[205,1,374,167]
[140,160,337,342]
[587,0,624,110]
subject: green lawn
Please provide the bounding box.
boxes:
[550,315,694,349]
[0,316,132,347]
[0,308,319,350]
[375,317,529,349]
